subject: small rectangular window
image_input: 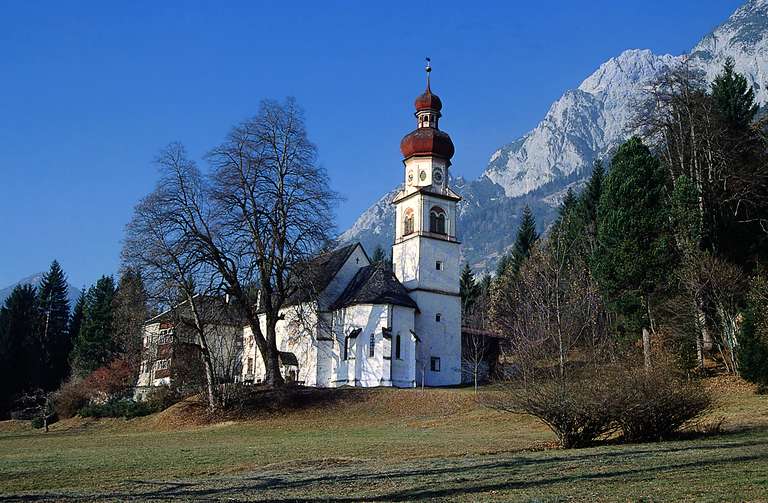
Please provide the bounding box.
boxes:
[435,313,441,322]
[430,357,441,372]
[369,334,375,357]
[435,261,443,271]
[246,357,254,374]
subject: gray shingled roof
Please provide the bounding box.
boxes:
[145,295,246,326]
[330,265,418,310]
[283,243,361,307]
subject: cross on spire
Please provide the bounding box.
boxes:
[425,57,432,90]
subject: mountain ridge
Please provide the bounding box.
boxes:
[341,0,768,273]
[0,272,82,308]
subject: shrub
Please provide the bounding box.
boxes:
[82,358,135,398]
[611,367,713,442]
[738,307,768,391]
[484,364,713,448]
[143,385,179,411]
[78,398,158,419]
[53,379,91,418]
[484,376,618,449]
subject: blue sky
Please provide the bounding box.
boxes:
[0,0,744,289]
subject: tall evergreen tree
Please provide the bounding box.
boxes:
[370,245,390,270]
[509,205,539,276]
[37,260,71,389]
[0,285,40,413]
[593,137,674,347]
[112,268,149,374]
[711,57,759,130]
[580,160,605,235]
[478,274,492,297]
[495,253,513,279]
[68,291,86,353]
[460,263,481,316]
[71,275,117,376]
[738,275,768,390]
[559,188,578,218]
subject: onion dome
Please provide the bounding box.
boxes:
[400,127,455,160]
[415,88,442,112]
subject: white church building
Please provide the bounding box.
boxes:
[241,65,463,388]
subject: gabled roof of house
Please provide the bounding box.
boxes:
[329,265,418,311]
[283,242,363,307]
[145,295,246,326]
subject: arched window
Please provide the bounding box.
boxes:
[395,334,401,359]
[344,336,349,360]
[429,206,447,235]
[403,208,415,236]
[369,334,375,357]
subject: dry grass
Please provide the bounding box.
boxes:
[0,379,766,501]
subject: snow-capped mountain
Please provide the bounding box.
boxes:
[0,273,82,307]
[341,0,768,273]
[485,50,680,199]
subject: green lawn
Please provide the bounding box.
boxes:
[0,384,767,501]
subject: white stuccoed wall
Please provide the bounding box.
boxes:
[390,305,417,387]
[319,244,370,310]
[392,190,462,387]
[411,291,461,386]
[242,305,320,385]
[332,304,388,387]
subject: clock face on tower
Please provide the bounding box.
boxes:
[433,168,443,184]
[407,170,414,185]
[419,170,427,182]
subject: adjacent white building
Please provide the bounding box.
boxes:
[241,66,463,387]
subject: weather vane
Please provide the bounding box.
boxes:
[425,57,432,89]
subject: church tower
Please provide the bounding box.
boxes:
[392,60,461,386]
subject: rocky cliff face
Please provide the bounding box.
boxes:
[341,0,768,273]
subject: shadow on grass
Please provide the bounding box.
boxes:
[4,428,767,502]
[219,385,369,420]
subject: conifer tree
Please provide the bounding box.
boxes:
[593,138,674,359]
[559,188,577,217]
[68,291,86,352]
[460,263,481,316]
[738,278,768,391]
[71,275,117,376]
[478,274,492,296]
[0,285,40,412]
[495,253,512,279]
[509,205,539,276]
[37,260,71,389]
[370,245,389,269]
[112,268,149,373]
[711,57,759,130]
[580,160,605,235]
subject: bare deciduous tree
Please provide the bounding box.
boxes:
[122,153,221,410]
[126,98,338,392]
[202,98,339,386]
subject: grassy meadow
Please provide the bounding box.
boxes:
[0,379,767,502]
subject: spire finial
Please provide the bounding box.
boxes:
[425,57,432,91]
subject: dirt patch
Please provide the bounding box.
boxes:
[703,373,758,394]
[0,419,31,433]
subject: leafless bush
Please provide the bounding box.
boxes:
[53,379,91,419]
[486,364,712,448]
[610,366,713,442]
[484,374,618,448]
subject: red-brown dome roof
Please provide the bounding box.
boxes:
[415,89,442,112]
[400,127,454,160]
